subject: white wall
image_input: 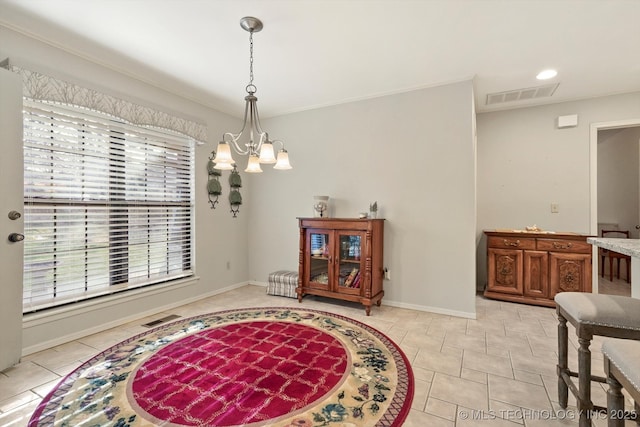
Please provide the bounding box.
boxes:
[1,26,478,352]
[476,92,640,289]
[598,127,640,238]
[0,26,250,354]
[247,81,478,318]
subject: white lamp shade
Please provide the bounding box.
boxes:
[213,141,234,164]
[213,161,234,171]
[258,142,276,164]
[273,150,292,170]
[244,155,263,173]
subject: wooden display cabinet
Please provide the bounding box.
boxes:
[485,230,592,307]
[297,218,384,315]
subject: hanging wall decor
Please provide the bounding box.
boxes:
[229,165,243,217]
[207,151,222,209]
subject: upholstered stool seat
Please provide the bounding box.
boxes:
[555,292,640,427]
[602,339,640,426]
[266,270,299,298]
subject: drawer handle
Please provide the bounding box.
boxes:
[503,239,520,247]
[553,242,573,249]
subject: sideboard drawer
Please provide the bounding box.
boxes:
[488,236,536,250]
[537,239,591,254]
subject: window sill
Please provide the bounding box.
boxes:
[23,276,200,328]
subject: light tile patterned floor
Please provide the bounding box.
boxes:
[0,284,636,426]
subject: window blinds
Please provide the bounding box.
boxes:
[22,100,194,312]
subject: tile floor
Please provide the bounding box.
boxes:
[0,284,637,426]
[598,274,632,297]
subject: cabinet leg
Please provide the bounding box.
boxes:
[365,305,371,316]
[376,299,381,307]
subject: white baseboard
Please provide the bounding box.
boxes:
[383,299,477,320]
[249,281,476,319]
[250,281,268,287]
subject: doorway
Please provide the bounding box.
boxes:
[590,119,640,295]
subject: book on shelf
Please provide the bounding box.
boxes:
[343,267,359,287]
[351,271,361,288]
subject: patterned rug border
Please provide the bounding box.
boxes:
[29,306,415,427]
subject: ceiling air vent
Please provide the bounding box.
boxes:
[486,83,559,105]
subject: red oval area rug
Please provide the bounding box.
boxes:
[29,308,414,427]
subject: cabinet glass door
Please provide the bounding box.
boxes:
[309,231,330,287]
[338,233,362,292]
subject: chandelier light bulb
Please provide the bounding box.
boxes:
[274,149,292,170]
[213,161,234,171]
[258,141,276,164]
[212,141,234,166]
[245,154,263,173]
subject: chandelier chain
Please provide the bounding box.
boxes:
[248,32,254,91]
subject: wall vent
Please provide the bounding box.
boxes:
[486,83,559,105]
[142,314,181,328]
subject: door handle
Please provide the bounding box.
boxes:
[636,225,640,230]
[8,211,21,220]
[8,233,24,242]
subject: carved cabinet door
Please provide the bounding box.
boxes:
[523,250,549,298]
[487,248,523,295]
[549,252,592,298]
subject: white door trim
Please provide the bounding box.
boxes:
[589,118,640,293]
[0,68,24,370]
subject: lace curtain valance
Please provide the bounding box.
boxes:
[9,65,207,143]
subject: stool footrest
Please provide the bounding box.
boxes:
[560,370,580,403]
[560,370,609,412]
[564,369,607,383]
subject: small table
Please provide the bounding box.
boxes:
[587,237,640,298]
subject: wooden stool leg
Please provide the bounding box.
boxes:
[578,337,593,427]
[609,257,614,281]
[557,315,569,408]
[606,373,624,427]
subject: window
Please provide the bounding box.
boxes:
[22,100,194,313]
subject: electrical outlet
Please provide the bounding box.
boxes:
[384,268,390,280]
[551,203,559,213]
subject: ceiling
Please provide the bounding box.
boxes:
[1,0,639,118]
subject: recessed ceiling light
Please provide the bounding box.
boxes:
[536,69,558,80]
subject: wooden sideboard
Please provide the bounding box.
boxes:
[484,230,592,307]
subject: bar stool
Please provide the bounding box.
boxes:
[602,339,640,426]
[555,292,640,427]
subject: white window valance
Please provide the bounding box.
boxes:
[10,65,207,143]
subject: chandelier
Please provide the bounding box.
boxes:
[213,16,292,173]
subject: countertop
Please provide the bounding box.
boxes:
[587,237,640,258]
[485,229,591,238]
